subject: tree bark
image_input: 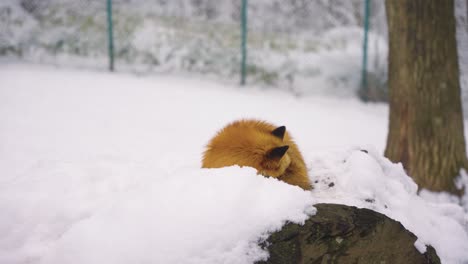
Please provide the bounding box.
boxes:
[385,0,467,194]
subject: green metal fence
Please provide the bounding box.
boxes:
[1,0,389,99]
[240,0,247,85]
[360,0,370,100]
[106,0,114,72]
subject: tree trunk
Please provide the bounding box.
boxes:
[385,0,467,194]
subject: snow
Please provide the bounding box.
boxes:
[4,0,467,105]
[1,63,468,264]
[0,0,389,97]
[27,166,314,264]
[311,148,468,263]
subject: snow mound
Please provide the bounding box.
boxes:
[0,163,315,264]
[1,64,468,264]
[310,147,468,264]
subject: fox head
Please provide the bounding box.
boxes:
[257,144,291,177]
[202,122,292,178]
[255,126,291,178]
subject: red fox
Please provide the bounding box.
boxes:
[202,119,312,190]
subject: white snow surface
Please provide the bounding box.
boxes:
[1,63,468,264]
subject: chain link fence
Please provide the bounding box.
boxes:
[1,0,466,102]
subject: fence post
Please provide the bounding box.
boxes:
[240,0,248,85]
[360,0,370,99]
[106,0,115,72]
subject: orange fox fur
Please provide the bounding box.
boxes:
[202,119,312,190]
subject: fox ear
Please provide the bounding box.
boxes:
[267,145,289,159]
[272,126,286,140]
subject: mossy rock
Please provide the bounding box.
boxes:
[258,203,440,264]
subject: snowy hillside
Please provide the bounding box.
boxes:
[1,63,468,264]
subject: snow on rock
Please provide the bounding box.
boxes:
[310,147,468,264]
[0,164,315,264]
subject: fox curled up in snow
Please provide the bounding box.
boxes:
[202,119,312,190]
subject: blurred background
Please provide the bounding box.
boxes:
[1,0,466,105]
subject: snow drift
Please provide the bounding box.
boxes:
[0,64,467,264]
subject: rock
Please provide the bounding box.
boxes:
[258,203,440,264]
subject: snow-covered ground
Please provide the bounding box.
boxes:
[1,63,468,264]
